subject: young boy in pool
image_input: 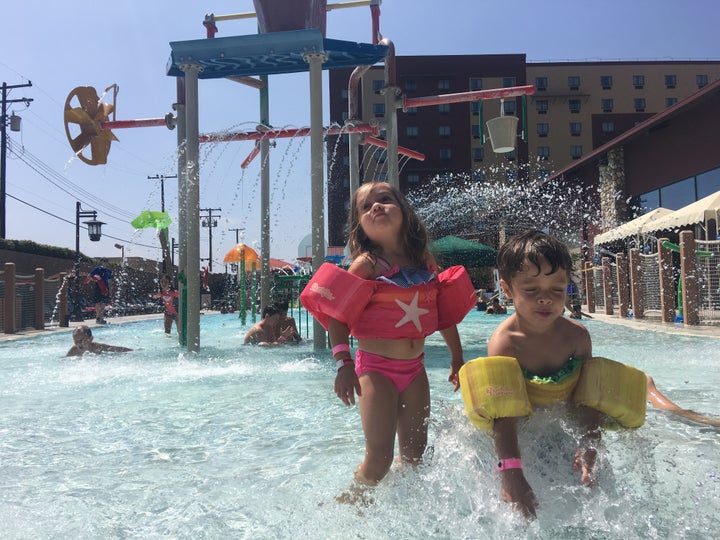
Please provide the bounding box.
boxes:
[463,229,717,519]
[66,325,133,357]
[483,230,601,518]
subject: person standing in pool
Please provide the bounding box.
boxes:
[155,275,179,336]
[85,261,112,324]
[300,181,475,498]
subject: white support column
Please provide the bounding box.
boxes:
[180,63,203,352]
[174,77,188,347]
[305,51,327,350]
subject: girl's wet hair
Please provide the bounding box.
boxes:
[497,229,573,281]
[346,181,429,267]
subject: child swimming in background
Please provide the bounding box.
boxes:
[66,325,133,357]
[300,181,476,499]
[459,229,719,520]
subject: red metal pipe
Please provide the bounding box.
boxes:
[370,2,381,44]
[199,123,378,144]
[364,135,425,161]
[240,145,261,169]
[403,85,535,110]
[101,118,170,129]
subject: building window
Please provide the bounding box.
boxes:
[438,103,450,114]
[407,173,420,184]
[471,101,480,115]
[440,149,452,160]
[405,79,417,92]
[665,97,678,107]
[340,89,348,99]
[375,172,387,181]
[503,100,516,115]
[665,74,677,89]
[375,149,387,163]
[537,123,549,137]
[536,99,548,114]
[343,177,350,188]
[471,124,481,139]
[537,146,550,160]
[601,121,614,133]
[341,111,348,121]
[601,98,614,112]
[472,147,485,162]
[697,74,709,88]
[568,76,580,90]
[633,75,645,89]
[634,98,646,112]
[406,106,417,115]
[438,79,450,90]
[570,122,582,136]
[503,77,516,88]
[439,125,451,137]
[535,77,548,91]
[373,103,385,117]
[406,126,419,138]
[372,79,384,93]
[569,99,581,113]
[470,78,483,90]
[570,145,583,160]
[600,75,613,89]
[342,156,349,167]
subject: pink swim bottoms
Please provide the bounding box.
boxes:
[355,350,425,393]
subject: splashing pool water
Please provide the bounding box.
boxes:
[1,311,718,539]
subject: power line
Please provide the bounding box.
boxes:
[6,192,161,251]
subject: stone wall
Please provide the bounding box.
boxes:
[598,146,629,231]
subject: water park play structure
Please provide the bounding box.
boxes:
[63,1,535,351]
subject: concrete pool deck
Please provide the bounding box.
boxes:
[2,309,719,343]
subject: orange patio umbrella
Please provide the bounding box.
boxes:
[223,243,260,264]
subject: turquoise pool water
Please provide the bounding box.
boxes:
[0,311,718,539]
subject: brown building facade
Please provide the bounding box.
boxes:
[326,56,720,247]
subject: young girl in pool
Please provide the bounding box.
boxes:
[300,181,475,497]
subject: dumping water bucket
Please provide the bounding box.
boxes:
[253,0,328,37]
[486,116,519,153]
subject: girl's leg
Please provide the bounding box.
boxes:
[396,369,430,465]
[356,371,399,484]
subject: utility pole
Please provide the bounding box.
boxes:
[1,81,33,238]
[147,173,178,212]
[228,227,245,244]
[200,207,221,272]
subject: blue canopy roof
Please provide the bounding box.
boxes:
[166,29,388,79]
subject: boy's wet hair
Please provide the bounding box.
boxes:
[72,325,93,339]
[497,230,573,281]
[262,305,280,318]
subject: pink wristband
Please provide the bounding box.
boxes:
[496,458,522,471]
[332,344,351,356]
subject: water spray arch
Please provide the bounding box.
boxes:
[66,1,537,352]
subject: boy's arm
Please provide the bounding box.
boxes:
[487,321,537,519]
[95,343,132,353]
[494,417,537,519]
[439,325,463,391]
[572,323,600,486]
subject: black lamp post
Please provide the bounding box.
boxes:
[71,201,105,322]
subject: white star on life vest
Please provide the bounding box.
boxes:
[394,291,430,332]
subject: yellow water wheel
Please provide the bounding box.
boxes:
[63,86,118,165]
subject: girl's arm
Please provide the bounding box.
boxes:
[328,316,361,406]
[439,325,464,391]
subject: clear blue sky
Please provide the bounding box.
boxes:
[1,0,718,266]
